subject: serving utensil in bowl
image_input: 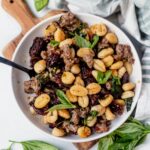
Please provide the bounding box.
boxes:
[0,56,35,77]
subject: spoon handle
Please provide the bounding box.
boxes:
[0,56,30,74]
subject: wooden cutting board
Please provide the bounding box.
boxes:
[2,0,98,149]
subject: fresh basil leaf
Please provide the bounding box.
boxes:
[23,143,36,150]
[21,140,58,150]
[98,135,114,150]
[108,142,128,150]
[112,76,121,85]
[82,118,87,126]
[6,143,12,150]
[74,23,88,35]
[48,89,76,111]
[103,70,112,83]
[109,134,146,150]
[136,134,147,146]
[144,124,150,131]
[128,117,143,126]
[90,110,99,117]
[116,123,144,136]
[97,71,104,83]
[74,34,91,48]
[7,140,58,150]
[96,70,112,84]
[78,23,87,31]
[34,0,49,11]
[56,89,73,105]
[50,40,60,47]
[128,134,147,149]
[49,104,76,111]
[111,76,122,95]
[98,117,150,150]
[90,35,99,49]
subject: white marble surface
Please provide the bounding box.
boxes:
[0,0,150,149]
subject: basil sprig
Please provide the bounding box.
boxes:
[49,89,76,111]
[6,140,58,150]
[74,34,99,49]
[90,35,99,49]
[90,110,99,117]
[98,117,150,150]
[34,0,49,11]
[74,34,91,48]
[49,40,60,47]
[96,70,112,84]
[111,76,122,94]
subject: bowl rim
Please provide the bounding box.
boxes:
[11,12,142,143]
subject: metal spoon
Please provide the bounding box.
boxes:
[0,56,35,77]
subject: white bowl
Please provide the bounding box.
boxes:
[11,13,142,143]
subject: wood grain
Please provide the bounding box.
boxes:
[2,0,97,149]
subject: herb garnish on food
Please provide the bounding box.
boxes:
[48,89,76,111]
[90,110,99,117]
[96,70,112,84]
[75,34,91,48]
[90,35,99,49]
[75,34,99,49]
[49,40,60,47]
[111,76,122,94]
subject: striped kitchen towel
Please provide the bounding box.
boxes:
[26,0,150,120]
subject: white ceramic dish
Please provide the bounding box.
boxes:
[11,13,142,143]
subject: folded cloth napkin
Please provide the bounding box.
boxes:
[27,0,150,121]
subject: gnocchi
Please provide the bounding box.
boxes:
[124,61,133,75]
[110,61,123,70]
[34,60,46,74]
[98,47,114,58]
[54,28,65,42]
[87,116,97,127]
[118,67,126,78]
[105,107,116,120]
[91,105,106,116]
[77,48,95,58]
[121,91,135,99]
[52,127,65,137]
[46,110,58,123]
[105,32,118,44]
[93,59,106,72]
[99,94,113,107]
[78,96,89,108]
[86,83,101,95]
[71,64,81,74]
[70,85,88,96]
[58,109,70,119]
[102,55,114,67]
[122,82,135,91]
[34,94,50,109]
[77,126,91,138]
[90,23,107,36]
[74,76,85,86]
[66,90,78,103]
[61,72,75,84]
